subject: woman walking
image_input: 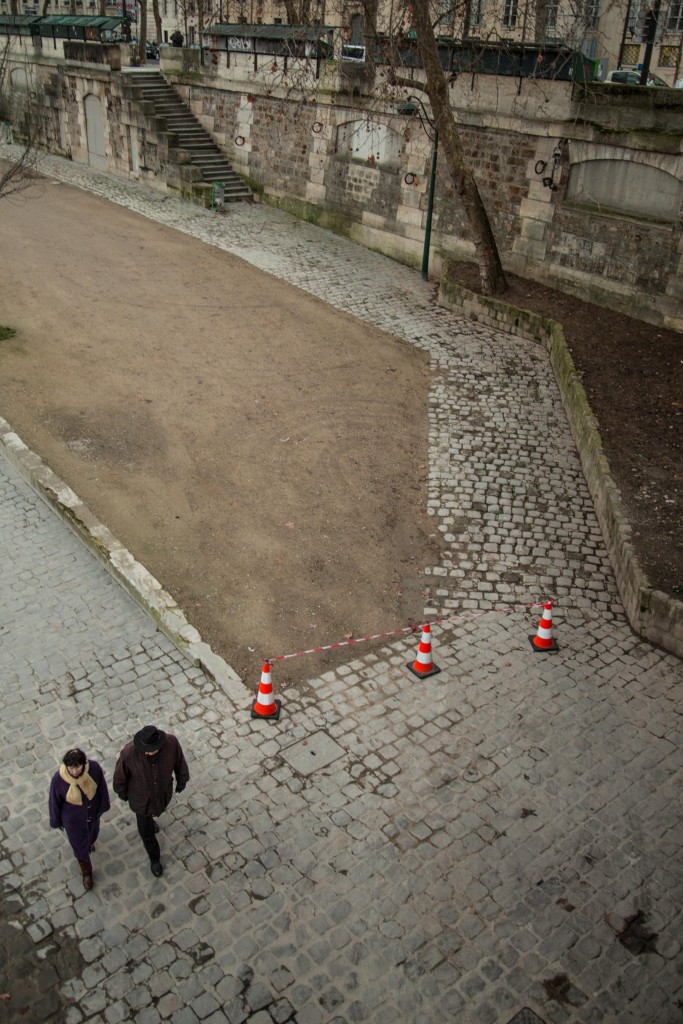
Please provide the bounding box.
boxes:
[49,747,110,891]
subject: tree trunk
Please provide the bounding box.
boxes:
[411,0,507,296]
[139,0,147,65]
[152,0,162,42]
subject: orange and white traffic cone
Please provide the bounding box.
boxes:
[407,624,441,679]
[529,601,559,653]
[251,661,282,719]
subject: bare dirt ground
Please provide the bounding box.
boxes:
[0,179,438,690]
[448,261,683,600]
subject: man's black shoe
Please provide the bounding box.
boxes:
[150,861,163,877]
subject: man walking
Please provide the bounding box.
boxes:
[113,726,189,877]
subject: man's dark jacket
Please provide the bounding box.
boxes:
[113,734,189,817]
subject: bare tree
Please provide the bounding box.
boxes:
[152,0,163,43]
[408,0,507,294]
[177,0,194,42]
[139,0,148,65]
[226,0,613,296]
[0,38,43,203]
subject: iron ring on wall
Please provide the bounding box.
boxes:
[235,136,245,147]
[404,172,415,185]
[312,122,324,134]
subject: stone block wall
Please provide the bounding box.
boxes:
[183,73,683,325]
[5,41,683,327]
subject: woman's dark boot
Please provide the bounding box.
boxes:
[78,859,93,891]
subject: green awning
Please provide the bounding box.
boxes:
[39,15,121,26]
[0,14,42,35]
[0,14,42,24]
[207,23,332,40]
[38,14,123,37]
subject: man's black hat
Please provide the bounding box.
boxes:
[134,726,166,753]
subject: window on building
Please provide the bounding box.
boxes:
[622,42,640,65]
[667,1,683,30]
[471,0,484,26]
[586,0,600,29]
[502,0,517,27]
[546,0,559,28]
[628,0,642,30]
[659,44,679,66]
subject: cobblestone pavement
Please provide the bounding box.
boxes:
[1,152,682,1024]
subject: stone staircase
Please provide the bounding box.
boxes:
[125,69,251,202]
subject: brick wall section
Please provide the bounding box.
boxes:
[438,263,683,660]
[435,127,536,252]
[8,45,683,327]
[251,97,314,196]
[548,207,680,293]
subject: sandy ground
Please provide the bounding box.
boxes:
[0,180,437,689]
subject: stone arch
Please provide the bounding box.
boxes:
[566,158,683,223]
[335,119,402,168]
[10,68,29,91]
[84,93,107,171]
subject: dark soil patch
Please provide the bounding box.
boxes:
[447,262,683,598]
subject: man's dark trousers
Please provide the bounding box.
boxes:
[136,814,160,862]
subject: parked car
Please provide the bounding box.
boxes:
[602,69,668,86]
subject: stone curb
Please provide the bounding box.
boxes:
[0,416,251,701]
[438,266,682,661]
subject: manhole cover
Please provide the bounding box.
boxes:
[281,731,345,776]
[506,1010,547,1024]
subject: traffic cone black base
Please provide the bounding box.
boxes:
[251,698,282,720]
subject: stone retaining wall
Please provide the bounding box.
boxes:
[438,264,683,660]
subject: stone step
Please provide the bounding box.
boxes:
[129,71,251,201]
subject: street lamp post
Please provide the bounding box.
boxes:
[399,94,439,281]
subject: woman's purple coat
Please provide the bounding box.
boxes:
[49,760,111,861]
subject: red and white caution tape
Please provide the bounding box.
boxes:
[264,600,548,664]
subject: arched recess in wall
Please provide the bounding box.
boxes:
[84,93,107,171]
[10,68,29,91]
[335,120,402,168]
[567,159,683,223]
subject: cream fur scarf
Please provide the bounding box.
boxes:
[59,762,97,805]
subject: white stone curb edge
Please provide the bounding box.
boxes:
[0,416,251,705]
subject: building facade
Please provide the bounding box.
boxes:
[3,0,683,83]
